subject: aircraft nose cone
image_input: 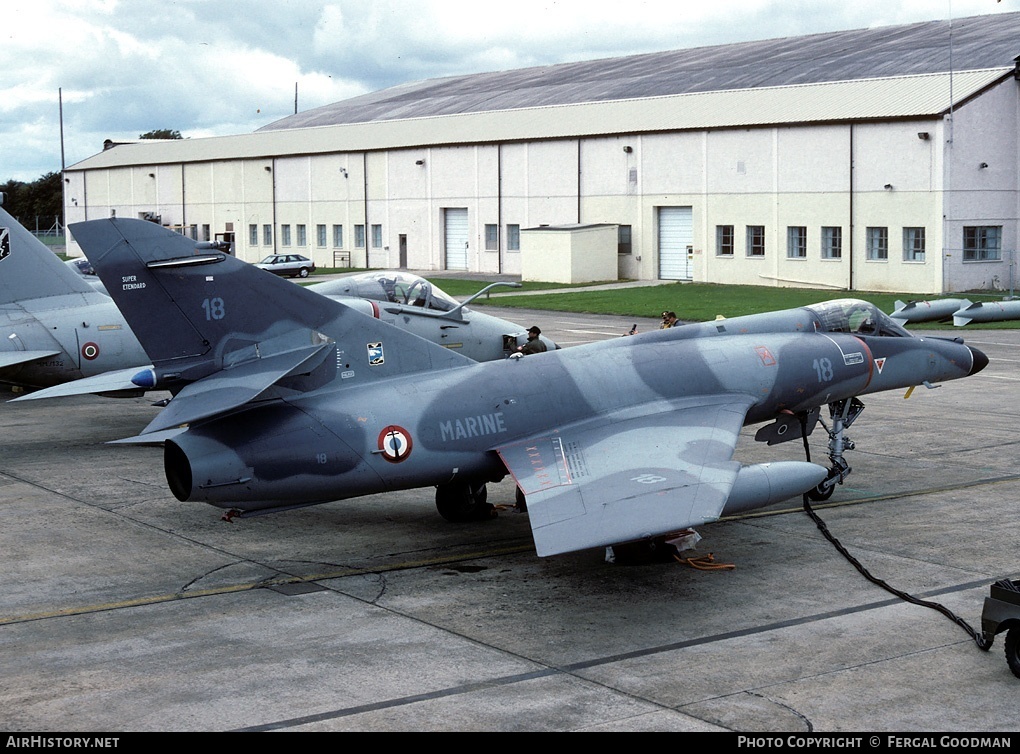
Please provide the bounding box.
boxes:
[969,346,989,375]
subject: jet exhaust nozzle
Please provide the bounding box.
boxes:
[164,412,368,510]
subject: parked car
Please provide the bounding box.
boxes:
[66,258,96,276]
[254,254,315,278]
[64,257,108,294]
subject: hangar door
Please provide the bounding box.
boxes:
[444,208,469,270]
[658,206,693,280]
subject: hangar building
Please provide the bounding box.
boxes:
[64,12,1020,294]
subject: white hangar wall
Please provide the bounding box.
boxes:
[941,79,1019,292]
[64,81,1019,295]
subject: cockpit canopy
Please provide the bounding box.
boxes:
[806,299,911,338]
[312,272,462,313]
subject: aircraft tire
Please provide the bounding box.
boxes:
[1005,626,1020,679]
[515,486,527,512]
[436,481,493,522]
[807,481,836,502]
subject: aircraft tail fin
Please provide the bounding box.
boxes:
[0,207,97,305]
[69,218,474,424]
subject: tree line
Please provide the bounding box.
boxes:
[1,172,63,225]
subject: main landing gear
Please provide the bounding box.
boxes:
[435,480,496,522]
[808,397,865,501]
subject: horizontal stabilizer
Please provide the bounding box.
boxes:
[107,427,187,446]
[0,350,61,370]
[10,365,151,401]
[497,395,754,556]
[140,342,334,434]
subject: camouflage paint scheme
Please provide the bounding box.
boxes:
[72,217,987,557]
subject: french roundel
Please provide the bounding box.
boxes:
[81,342,100,360]
[377,425,413,463]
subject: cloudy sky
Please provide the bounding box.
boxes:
[3,0,1015,181]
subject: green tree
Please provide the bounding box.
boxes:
[139,129,182,139]
[1,172,62,225]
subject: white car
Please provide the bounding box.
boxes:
[254,254,316,278]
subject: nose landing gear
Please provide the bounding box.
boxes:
[809,397,865,501]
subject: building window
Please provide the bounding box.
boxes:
[317,224,327,248]
[618,225,632,255]
[821,226,842,259]
[746,225,765,257]
[297,224,307,247]
[903,227,926,261]
[202,224,211,242]
[484,224,499,251]
[249,224,258,246]
[507,224,521,251]
[963,226,1001,261]
[333,224,344,248]
[355,224,365,248]
[787,226,807,258]
[281,224,291,247]
[716,225,734,256]
[371,224,382,248]
[188,225,198,240]
[263,224,272,246]
[866,227,888,260]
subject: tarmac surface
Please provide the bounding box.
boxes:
[1,305,1018,732]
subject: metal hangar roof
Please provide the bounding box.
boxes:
[68,12,1020,171]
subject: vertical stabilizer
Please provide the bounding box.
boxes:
[70,218,473,384]
[0,207,96,305]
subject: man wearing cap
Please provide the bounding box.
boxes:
[517,325,547,355]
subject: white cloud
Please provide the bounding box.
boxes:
[1,0,1015,181]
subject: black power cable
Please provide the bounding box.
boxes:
[798,412,992,651]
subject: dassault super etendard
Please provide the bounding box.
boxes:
[71,217,988,557]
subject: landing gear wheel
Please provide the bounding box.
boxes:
[807,481,836,502]
[1005,626,1020,679]
[435,481,494,522]
[515,486,527,512]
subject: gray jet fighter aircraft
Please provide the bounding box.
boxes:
[72,217,988,557]
[307,271,557,359]
[0,206,149,392]
[3,207,548,398]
